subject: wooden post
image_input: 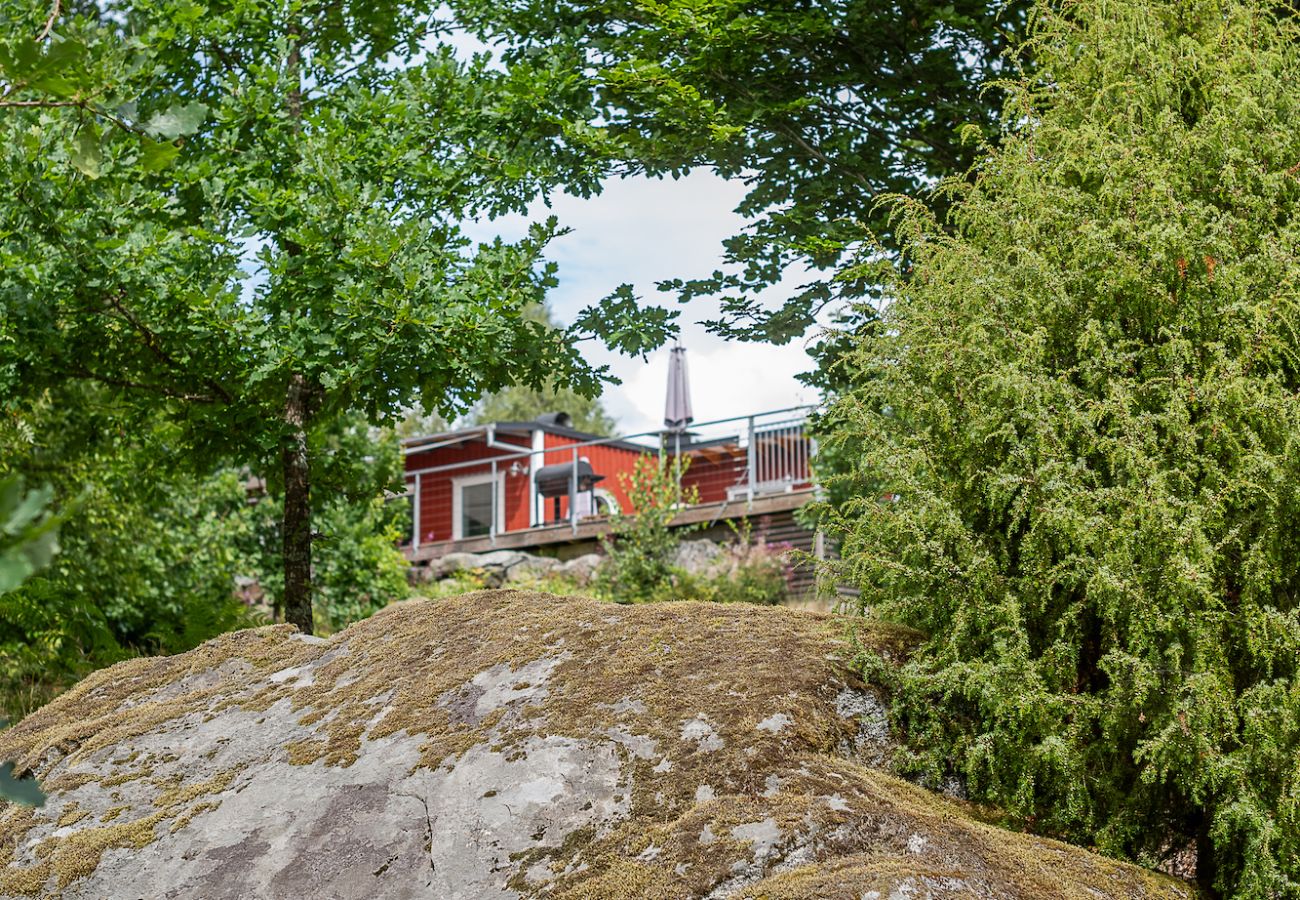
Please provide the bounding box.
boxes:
[490,458,498,547]
[570,446,579,535]
[412,473,421,550]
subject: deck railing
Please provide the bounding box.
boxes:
[403,405,816,550]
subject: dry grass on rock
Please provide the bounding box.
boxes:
[0,591,1197,899]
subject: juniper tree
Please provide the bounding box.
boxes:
[825,1,1300,895]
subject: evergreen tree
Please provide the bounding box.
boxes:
[827,1,1300,895]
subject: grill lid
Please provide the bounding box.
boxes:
[534,460,605,497]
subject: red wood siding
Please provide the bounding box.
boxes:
[404,431,650,542]
[680,449,746,504]
[406,438,532,545]
[538,432,647,524]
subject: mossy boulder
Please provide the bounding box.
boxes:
[0,591,1196,899]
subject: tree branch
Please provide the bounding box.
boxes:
[206,39,246,77]
[103,291,235,404]
[0,98,144,135]
[57,364,222,403]
[36,0,59,42]
[0,99,80,109]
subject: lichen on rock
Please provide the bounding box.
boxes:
[0,591,1197,899]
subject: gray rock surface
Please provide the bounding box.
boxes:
[672,538,725,574]
[0,592,1196,900]
[432,552,482,578]
[555,552,604,584]
[415,550,601,589]
[502,555,561,583]
[473,550,530,571]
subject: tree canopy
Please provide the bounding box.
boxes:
[0,0,675,631]
[826,1,1300,895]
[464,303,618,435]
[460,0,1029,346]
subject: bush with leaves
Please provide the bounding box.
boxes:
[0,474,58,806]
[0,392,257,718]
[824,2,1300,895]
[664,521,790,606]
[594,459,791,604]
[1,456,256,719]
[595,455,699,602]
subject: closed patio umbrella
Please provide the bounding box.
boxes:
[664,344,693,433]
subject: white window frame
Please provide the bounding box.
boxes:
[451,470,506,540]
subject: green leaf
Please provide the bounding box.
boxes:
[3,483,52,536]
[0,762,45,807]
[144,101,209,140]
[28,74,77,96]
[0,39,40,79]
[0,476,59,592]
[20,528,59,574]
[140,138,181,172]
[0,556,32,595]
[70,127,102,179]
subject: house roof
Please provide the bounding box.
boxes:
[401,419,655,457]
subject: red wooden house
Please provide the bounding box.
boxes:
[400,348,817,571]
[402,407,814,558]
[403,413,648,547]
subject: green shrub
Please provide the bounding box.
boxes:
[591,457,794,605]
[596,455,700,602]
[0,464,259,721]
[1,577,124,721]
[824,2,1300,895]
[0,398,407,711]
[662,523,790,605]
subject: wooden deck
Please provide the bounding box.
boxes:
[404,489,816,563]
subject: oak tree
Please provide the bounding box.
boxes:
[1,0,674,632]
[458,0,1029,348]
[465,303,618,435]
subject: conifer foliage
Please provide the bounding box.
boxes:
[826,2,1300,895]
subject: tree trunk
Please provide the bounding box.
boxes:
[282,373,313,634]
[1194,808,1220,898]
[278,13,312,634]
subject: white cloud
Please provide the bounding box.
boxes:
[615,341,819,436]
[464,169,828,433]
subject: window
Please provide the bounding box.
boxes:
[452,472,505,540]
[461,482,494,538]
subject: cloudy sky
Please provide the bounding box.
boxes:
[463,170,823,436]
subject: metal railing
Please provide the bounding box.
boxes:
[403,405,816,550]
